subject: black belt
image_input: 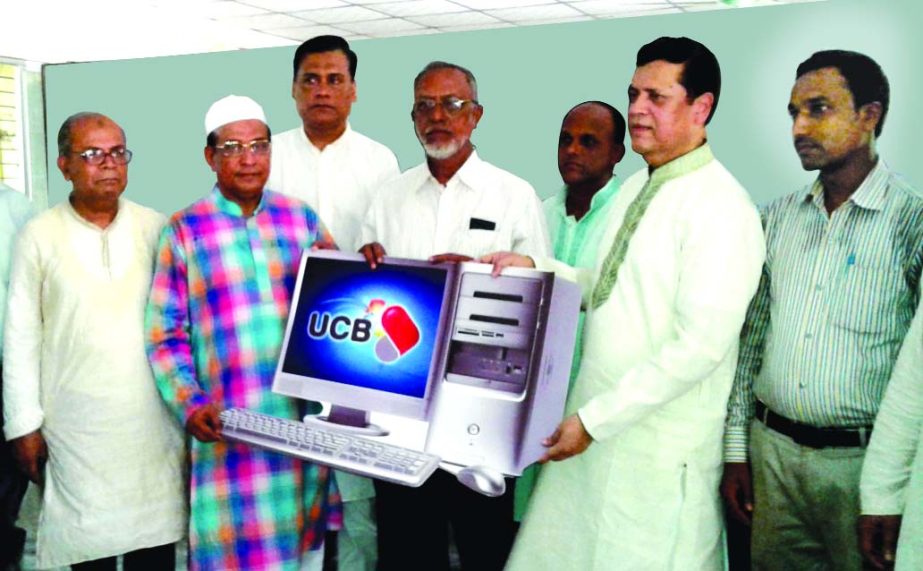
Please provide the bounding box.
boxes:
[755,401,872,449]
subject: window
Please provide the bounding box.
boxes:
[0,62,26,193]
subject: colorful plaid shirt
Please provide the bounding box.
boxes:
[145,186,342,570]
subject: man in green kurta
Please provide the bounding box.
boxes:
[514,101,626,520]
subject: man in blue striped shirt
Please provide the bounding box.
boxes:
[722,50,923,571]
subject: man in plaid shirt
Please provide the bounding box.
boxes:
[145,95,341,570]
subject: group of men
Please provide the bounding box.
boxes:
[0,30,921,571]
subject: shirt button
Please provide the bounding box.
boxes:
[815,283,824,291]
[805,333,813,340]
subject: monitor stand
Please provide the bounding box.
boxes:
[304,404,389,437]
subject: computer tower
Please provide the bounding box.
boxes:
[424,263,581,475]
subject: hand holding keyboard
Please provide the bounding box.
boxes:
[219,408,441,487]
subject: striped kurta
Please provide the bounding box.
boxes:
[145,187,342,570]
[725,161,923,461]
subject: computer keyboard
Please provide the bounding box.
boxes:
[219,408,441,487]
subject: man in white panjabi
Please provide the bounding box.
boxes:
[486,37,765,570]
[267,35,399,571]
[2,113,185,569]
[859,302,923,571]
[268,35,398,252]
[359,61,549,571]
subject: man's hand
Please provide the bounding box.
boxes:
[478,251,535,277]
[858,514,902,570]
[540,414,592,463]
[428,253,473,264]
[186,403,223,443]
[358,242,387,269]
[11,430,47,485]
[721,462,754,526]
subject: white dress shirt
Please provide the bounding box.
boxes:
[362,151,550,259]
[2,199,186,567]
[268,124,399,252]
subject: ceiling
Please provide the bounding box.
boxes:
[2,0,816,64]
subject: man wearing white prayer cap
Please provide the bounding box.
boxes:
[145,94,341,571]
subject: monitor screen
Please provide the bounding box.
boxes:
[279,253,453,408]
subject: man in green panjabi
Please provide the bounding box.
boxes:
[513,101,625,520]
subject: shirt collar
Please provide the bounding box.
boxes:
[647,143,714,186]
[418,149,484,193]
[298,122,353,154]
[553,175,620,218]
[211,184,267,217]
[65,194,126,233]
[805,159,890,212]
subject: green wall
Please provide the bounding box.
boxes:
[44,0,920,215]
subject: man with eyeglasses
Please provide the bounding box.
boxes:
[146,95,341,571]
[3,112,185,569]
[268,36,399,571]
[359,61,549,571]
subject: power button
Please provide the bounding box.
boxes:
[467,424,480,435]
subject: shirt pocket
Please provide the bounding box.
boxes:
[457,227,504,258]
[832,255,903,333]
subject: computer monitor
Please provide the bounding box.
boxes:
[273,250,457,433]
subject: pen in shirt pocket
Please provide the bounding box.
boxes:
[844,252,856,276]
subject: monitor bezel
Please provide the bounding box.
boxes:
[273,249,459,421]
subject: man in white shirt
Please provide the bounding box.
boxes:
[2,113,185,570]
[268,35,399,252]
[485,37,765,570]
[360,61,549,571]
[268,36,399,571]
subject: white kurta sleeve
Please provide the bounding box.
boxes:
[577,189,766,441]
[359,193,383,250]
[511,185,552,259]
[860,302,923,515]
[3,224,45,440]
[534,257,595,308]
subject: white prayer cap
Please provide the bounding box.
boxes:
[204,95,267,135]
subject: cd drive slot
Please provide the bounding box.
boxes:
[470,314,519,327]
[473,291,524,303]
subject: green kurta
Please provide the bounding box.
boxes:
[513,176,619,520]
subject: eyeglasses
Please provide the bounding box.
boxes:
[412,97,479,117]
[72,147,133,166]
[212,139,271,158]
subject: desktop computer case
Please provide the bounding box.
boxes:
[424,263,581,475]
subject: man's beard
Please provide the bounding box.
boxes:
[416,126,467,160]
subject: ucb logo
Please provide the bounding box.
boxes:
[307,301,420,363]
[307,313,372,342]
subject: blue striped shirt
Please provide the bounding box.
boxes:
[725,161,923,462]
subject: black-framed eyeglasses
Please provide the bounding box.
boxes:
[212,139,272,157]
[72,147,133,166]
[412,97,479,117]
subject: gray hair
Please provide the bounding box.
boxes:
[414,61,479,101]
[57,112,124,156]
